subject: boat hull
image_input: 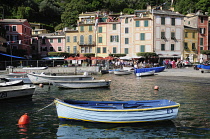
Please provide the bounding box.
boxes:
[114,70,132,75]
[0,85,35,100]
[135,66,165,74]
[27,73,94,84]
[136,70,155,77]
[53,80,111,89]
[54,99,180,123]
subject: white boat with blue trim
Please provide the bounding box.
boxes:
[52,79,111,89]
[27,72,94,84]
[54,99,180,123]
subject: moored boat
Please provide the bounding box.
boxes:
[27,72,94,84]
[114,70,132,75]
[54,98,180,123]
[134,66,165,74]
[0,84,36,100]
[0,79,24,87]
[52,79,111,89]
[135,70,155,77]
[22,67,48,70]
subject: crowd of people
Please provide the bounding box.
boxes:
[162,59,187,69]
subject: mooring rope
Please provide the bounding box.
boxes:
[29,101,54,114]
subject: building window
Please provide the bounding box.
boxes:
[124,48,129,54]
[184,42,188,50]
[67,36,70,42]
[97,47,101,53]
[161,17,165,25]
[171,44,175,51]
[103,47,106,53]
[80,35,84,45]
[113,47,116,53]
[25,28,27,33]
[192,32,195,38]
[200,47,203,50]
[99,37,102,43]
[89,26,92,31]
[80,26,84,32]
[136,21,140,27]
[58,47,62,51]
[88,35,92,44]
[125,27,129,33]
[73,36,77,42]
[171,18,175,26]
[161,44,165,51]
[50,47,53,51]
[140,33,145,40]
[200,38,203,45]
[67,46,70,53]
[144,20,148,27]
[192,43,196,50]
[99,27,102,33]
[125,38,129,44]
[140,45,145,52]
[50,38,53,43]
[5,25,9,31]
[161,32,166,39]
[188,21,190,25]
[12,26,17,31]
[73,46,77,53]
[125,18,128,23]
[58,38,61,43]
[35,31,38,34]
[110,35,119,42]
[200,28,205,34]
[113,24,116,30]
[171,32,175,40]
[200,17,204,23]
[185,32,188,38]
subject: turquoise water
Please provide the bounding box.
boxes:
[1,73,210,138]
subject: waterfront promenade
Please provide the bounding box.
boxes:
[1,66,210,78]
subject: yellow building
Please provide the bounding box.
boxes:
[183,26,198,62]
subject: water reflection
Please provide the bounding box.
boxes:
[57,121,178,139]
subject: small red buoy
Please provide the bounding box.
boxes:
[154,86,159,90]
[39,84,44,87]
[18,113,30,125]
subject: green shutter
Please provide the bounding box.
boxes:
[144,20,148,27]
[140,45,145,52]
[136,21,140,27]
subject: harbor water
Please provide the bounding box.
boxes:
[1,68,210,138]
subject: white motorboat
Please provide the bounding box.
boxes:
[27,72,94,84]
[135,70,155,77]
[114,70,132,75]
[0,79,24,87]
[52,79,111,89]
[0,84,36,100]
[22,67,48,70]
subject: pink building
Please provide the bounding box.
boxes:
[37,31,65,57]
[0,19,32,57]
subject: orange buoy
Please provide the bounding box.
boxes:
[154,86,159,90]
[18,113,30,125]
[39,84,44,87]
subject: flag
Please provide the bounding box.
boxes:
[94,14,98,31]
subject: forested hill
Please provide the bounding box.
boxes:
[0,0,209,32]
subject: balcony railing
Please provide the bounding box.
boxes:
[77,41,96,46]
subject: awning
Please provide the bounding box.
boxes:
[0,53,26,59]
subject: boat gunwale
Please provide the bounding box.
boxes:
[54,99,180,112]
[27,73,93,78]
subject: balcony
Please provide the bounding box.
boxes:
[77,41,96,46]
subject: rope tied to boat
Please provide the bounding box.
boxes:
[35,102,54,113]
